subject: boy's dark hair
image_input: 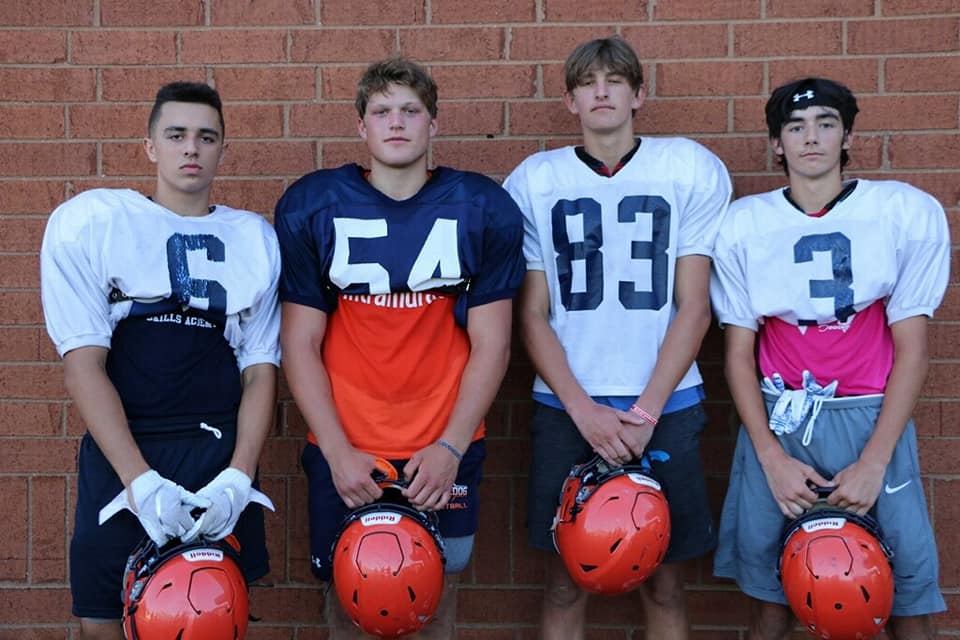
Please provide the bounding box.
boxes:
[766,77,859,174]
[148,81,225,137]
[563,37,644,92]
[355,57,438,118]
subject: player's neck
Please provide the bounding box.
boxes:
[581,128,636,173]
[152,183,213,217]
[367,157,430,201]
[787,171,844,214]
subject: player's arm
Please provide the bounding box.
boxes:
[518,270,633,465]
[827,315,928,515]
[280,301,381,508]
[403,297,513,510]
[228,362,277,476]
[724,325,828,518]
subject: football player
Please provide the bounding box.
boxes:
[711,77,948,639]
[40,82,280,639]
[275,57,524,638]
[503,37,731,640]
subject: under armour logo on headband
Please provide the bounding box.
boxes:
[793,90,815,102]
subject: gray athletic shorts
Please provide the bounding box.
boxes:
[713,392,946,616]
[527,402,716,563]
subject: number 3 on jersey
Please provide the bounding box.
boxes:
[552,196,670,311]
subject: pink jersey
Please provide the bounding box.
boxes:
[757,299,892,396]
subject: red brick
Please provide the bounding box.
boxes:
[0,142,96,177]
[769,58,879,93]
[430,64,536,98]
[433,0,535,23]
[697,136,769,173]
[0,105,63,140]
[100,0,202,25]
[71,30,176,64]
[510,100,581,136]
[886,56,960,92]
[433,139,538,174]
[0,292,44,325]
[100,142,153,177]
[258,437,302,475]
[883,0,960,13]
[222,104,285,138]
[849,18,960,54]
[621,24,728,60]
[102,67,206,101]
[321,0,423,25]
[319,141,370,168]
[0,477,27,581]
[437,101,504,136]
[31,476,67,583]
[0,364,66,401]
[0,68,95,102]
[69,104,149,139]
[0,2,92,25]
[866,173,960,210]
[890,134,960,169]
[320,65,366,100]
[459,587,541,624]
[67,179,154,199]
[768,0,873,16]
[924,362,960,399]
[212,66,318,101]
[182,29,286,63]
[0,30,66,63]
[543,0,645,22]
[290,103,359,137]
[733,174,789,199]
[211,179,287,217]
[0,217,46,253]
[732,97,768,133]
[657,61,763,97]
[930,323,960,361]
[0,438,76,474]
[400,27,505,62]
[291,29,395,63]
[844,134,883,171]
[0,586,72,624]
[934,479,960,585]
[510,26,616,61]
[641,98,729,135]
[0,402,62,437]
[654,0,760,19]
[857,95,958,131]
[0,629,70,639]
[211,0,314,25]
[0,180,63,216]
[247,586,325,624]
[734,22,842,57]
[0,328,45,362]
[220,141,317,176]
[0,255,37,289]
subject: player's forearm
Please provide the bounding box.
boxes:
[230,362,278,477]
[861,316,929,468]
[519,305,593,418]
[63,347,148,486]
[282,349,352,458]
[724,329,784,466]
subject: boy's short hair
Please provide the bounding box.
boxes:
[563,37,644,92]
[148,81,225,137]
[766,77,859,173]
[355,57,438,118]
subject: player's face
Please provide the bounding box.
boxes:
[358,84,437,170]
[773,105,850,180]
[144,101,224,197]
[564,67,643,137]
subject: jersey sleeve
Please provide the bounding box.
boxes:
[465,182,526,308]
[710,205,760,331]
[274,176,337,312]
[503,160,546,272]
[236,219,282,370]
[886,189,951,324]
[677,143,732,259]
[40,196,113,356]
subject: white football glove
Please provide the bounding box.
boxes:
[183,467,275,542]
[98,469,211,547]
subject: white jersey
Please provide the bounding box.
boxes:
[711,179,950,330]
[504,137,732,396]
[41,188,281,371]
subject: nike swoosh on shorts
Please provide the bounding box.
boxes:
[884,480,911,494]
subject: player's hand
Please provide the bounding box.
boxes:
[570,402,634,466]
[614,409,656,458]
[402,442,460,512]
[826,458,886,516]
[125,470,211,546]
[759,451,831,519]
[329,448,383,509]
[182,467,276,542]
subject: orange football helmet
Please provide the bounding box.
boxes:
[551,455,671,595]
[331,466,446,638]
[122,535,249,639]
[779,505,894,640]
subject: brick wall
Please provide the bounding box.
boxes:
[1,1,957,637]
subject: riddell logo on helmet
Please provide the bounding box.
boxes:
[627,473,661,491]
[182,549,225,563]
[361,512,402,526]
[800,517,845,533]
